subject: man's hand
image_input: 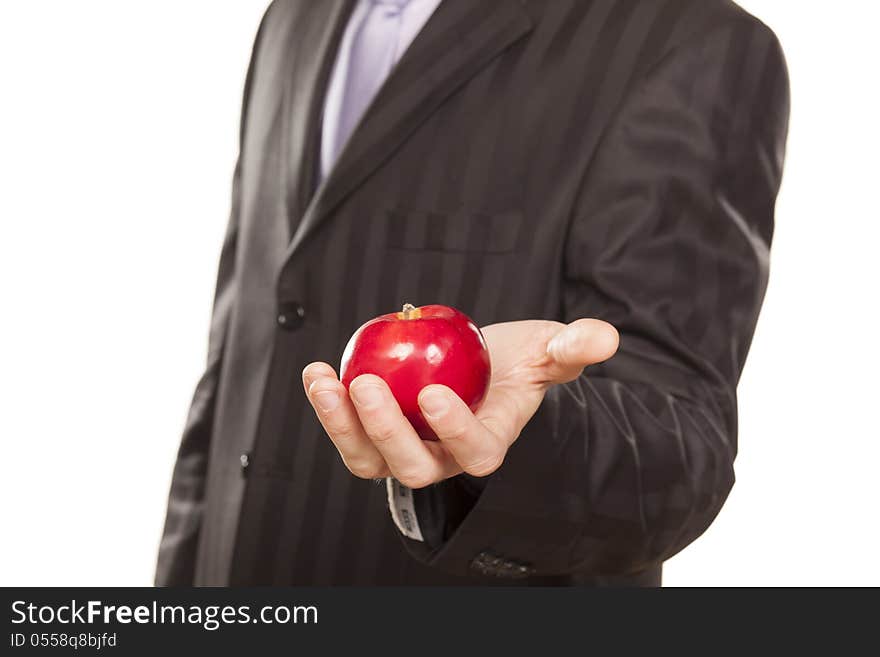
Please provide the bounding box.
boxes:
[302,319,619,489]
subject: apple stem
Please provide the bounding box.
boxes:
[401,303,417,320]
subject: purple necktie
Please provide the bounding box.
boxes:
[325,0,413,171]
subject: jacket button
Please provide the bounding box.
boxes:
[239,453,251,477]
[470,551,533,578]
[277,302,306,331]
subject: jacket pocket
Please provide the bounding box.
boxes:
[384,208,524,254]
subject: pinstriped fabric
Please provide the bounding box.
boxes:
[284,225,352,583]
[157,0,790,586]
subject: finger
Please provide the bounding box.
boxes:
[543,318,619,383]
[349,374,458,488]
[418,385,507,477]
[302,361,338,393]
[302,364,390,479]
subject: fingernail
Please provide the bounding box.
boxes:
[303,366,319,389]
[313,390,340,413]
[351,384,384,409]
[547,332,568,358]
[419,389,449,418]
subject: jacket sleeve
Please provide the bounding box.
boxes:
[154,12,268,586]
[403,17,790,578]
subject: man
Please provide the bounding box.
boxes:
[157,0,789,586]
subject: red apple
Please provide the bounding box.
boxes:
[340,303,491,441]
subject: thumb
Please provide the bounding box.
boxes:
[543,319,619,384]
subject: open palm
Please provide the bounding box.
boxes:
[303,318,619,488]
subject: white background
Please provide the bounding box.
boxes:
[1,1,877,586]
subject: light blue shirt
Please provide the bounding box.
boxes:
[320,0,443,181]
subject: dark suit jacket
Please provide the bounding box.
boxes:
[156,0,789,586]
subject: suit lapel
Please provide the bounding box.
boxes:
[284,0,534,259]
[281,0,356,237]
